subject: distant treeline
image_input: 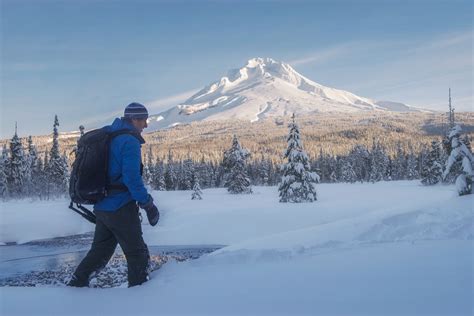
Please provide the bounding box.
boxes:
[1,112,473,200]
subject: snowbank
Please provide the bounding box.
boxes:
[0,199,93,244]
[1,181,473,315]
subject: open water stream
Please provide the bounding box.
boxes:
[0,233,223,288]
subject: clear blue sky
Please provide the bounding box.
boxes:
[1,0,472,138]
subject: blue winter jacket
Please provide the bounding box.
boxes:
[94,118,150,212]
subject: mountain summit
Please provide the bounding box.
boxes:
[148,57,418,130]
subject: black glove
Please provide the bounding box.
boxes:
[139,195,160,226]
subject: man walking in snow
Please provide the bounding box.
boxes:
[68,102,159,288]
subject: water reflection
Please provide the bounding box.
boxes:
[1,235,223,286]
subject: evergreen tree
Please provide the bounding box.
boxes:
[341,158,357,183]
[279,114,318,203]
[443,125,473,195]
[210,163,221,188]
[35,155,46,199]
[164,150,176,190]
[349,144,370,182]
[406,145,419,180]
[193,158,207,188]
[43,151,52,199]
[369,140,389,183]
[417,146,429,180]
[327,155,338,183]
[0,144,9,198]
[420,141,443,185]
[316,149,331,183]
[386,157,393,181]
[335,156,344,182]
[191,173,203,200]
[151,159,166,191]
[143,146,154,186]
[222,135,252,194]
[392,142,406,180]
[259,156,271,186]
[60,152,70,192]
[47,115,69,196]
[26,136,37,196]
[181,158,194,190]
[442,129,462,183]
[7,126,28,197]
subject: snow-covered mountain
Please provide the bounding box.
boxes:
[148,57,421,130]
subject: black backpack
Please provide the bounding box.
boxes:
[68,127,142,223]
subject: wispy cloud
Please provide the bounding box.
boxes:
[419,30,473,51]
[146,88,200,113]
[288,44,353,66]
[288,40,399,67]
[78,88,200,129]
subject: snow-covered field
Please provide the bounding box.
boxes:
[1,181,472,315]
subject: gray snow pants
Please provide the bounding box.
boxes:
[71,201,150,287]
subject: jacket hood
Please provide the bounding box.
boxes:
[105,118,145,144]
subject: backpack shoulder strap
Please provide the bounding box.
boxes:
[108,129,145,144]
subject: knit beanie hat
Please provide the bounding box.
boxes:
[124,102,149,120]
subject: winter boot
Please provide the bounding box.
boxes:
[67,274,89,288]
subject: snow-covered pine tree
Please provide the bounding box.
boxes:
[151,159,166,191]
[328,155,338,183]
[316,149,331,183]
[267,159,278,186]
[386,157,393,181]
[313,149,323,182]
[164,150,176,190]
[246,163,257,186]
[7,125,28,198]
[35,154,46,199]
[181,158,194,190]
[392,142,406,180]
[0,144,9,198]
[43,151,51,199]
[369,139,389,183]
[349,144,370,182]
[443,125,473,195]
[193,158,206,188]
[420,141,443,185]
[46,115,69,196]
[406,145,419,180]
[210,163,220,188]
[61,152,70,191]
[143,146,154,186]
[278,114,318,203]
[335,156,344,182]
[259,155,271,186]
[341,157,357,183]
[191,173,203,200]
[442,124,462,184]
[25,136,37,196]
[222,135,252,194]
[175,161,183,189]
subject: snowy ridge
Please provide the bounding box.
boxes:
[148,57,422,130]
[208,183,472,255]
